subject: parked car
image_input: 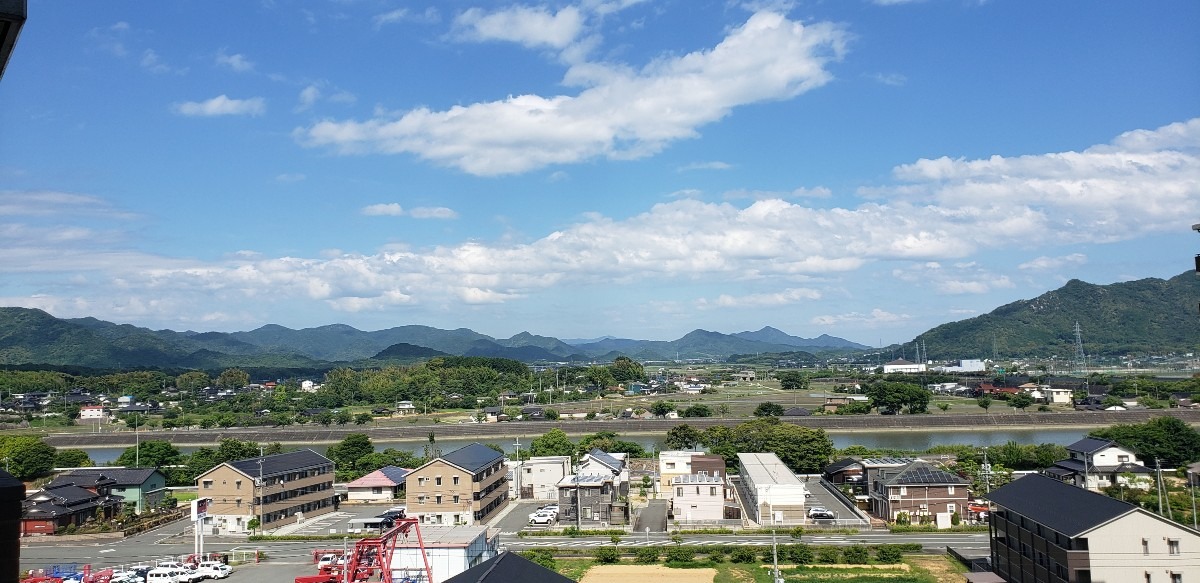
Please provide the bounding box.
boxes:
[145,568,181,583]
[539,504,559,514]
[529,512,556,525]
[195,562,231,580]
[806,507,829,518]
[809,511,836,520]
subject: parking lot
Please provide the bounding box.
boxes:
[491,500,553,534]
[270,503,408,537]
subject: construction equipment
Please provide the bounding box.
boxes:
[296,518,433,583]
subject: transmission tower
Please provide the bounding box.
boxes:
[1073,322,1086,376]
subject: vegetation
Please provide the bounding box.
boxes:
[1090,416,1200,467]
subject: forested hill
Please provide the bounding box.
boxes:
[914,270,1200,359]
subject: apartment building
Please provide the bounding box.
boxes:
[737,452,809,525]
[195,449,336,534]
[406,443,508,526]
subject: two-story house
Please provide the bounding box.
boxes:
[1045,437,1152,491]
[62,468,167,514]
[577,449,629,497]
[987,474,1199,583]
[869,460,969,523]
[557,473,624,524]
[196,449,336,534]
[406,443,508,526]
[669,473,727,523]
[508,456,571,500]
[658,450,697,493]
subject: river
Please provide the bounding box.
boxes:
[75,427,1089,465]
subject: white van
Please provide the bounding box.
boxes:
[196,562,231,579]
[146,568,180,583]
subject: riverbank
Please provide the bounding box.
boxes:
[39,409,1200,449]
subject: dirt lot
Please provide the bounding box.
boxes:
[579,565,717,583]
[905,555,962,582]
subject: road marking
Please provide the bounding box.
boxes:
[99,549,115,553]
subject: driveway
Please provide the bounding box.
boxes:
[635,499,668,533]
[491,500,548,535]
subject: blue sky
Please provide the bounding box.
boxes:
[1,1,1197,346]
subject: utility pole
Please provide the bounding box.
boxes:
[513,436,521,500]
[771,529,783,583]
[1156,458,1165,516]
[257,455,265,534]
[134,413,140,467]
[981,448,992,494]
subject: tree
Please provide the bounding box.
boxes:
[610,356,646,383]
[521,549,556,570]
[0,437,56,480]
[53,448,93,468]
[215,368,250,390]
[594,546,620,564]
[754,402,785,417]
[176,371,210,395]
[977,396,993,412]
[544,408,560,421]
[327,434,374,475]
[530,428,576,458]
[1009,393,1034,411]
[681,404,712,418]
[354,413,373,425]
[335,410,353,425]
[115,439,182,469]
[777,371,808,392]
[650,401,675,418]
[764,424,835,473]
[866,382,929,415]
[584,366,616,391]
[1090,416,1200,467]
[665,424,702,450]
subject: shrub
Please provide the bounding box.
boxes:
[562,526,581,538]
[634,547,659,564]
[664,546,696,563]
[789,525,805,539]
[875,545,904,564]
[895,512,910,525]
[815,546,841,564]
[842,545,869,564]
[951,512,961,526]
[521,549,556,570]
[729,546,758,563]
[784,543,814,565]
[594,546,620,564]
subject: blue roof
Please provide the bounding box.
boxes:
[585,449,624,473]
[227,449,331,479]
[441,443,504,474]
[378,466,411,482]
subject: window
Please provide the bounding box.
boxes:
[236,480,242,490]
[666,463,675,469]
[1119,455,1130,463]
[947,486,955,494]
[453,476,460,485]
[947,503,956,513]
[1169,539,1181,555]
[418,477,426,485]
[1144,572,1151,583]
[202,480,213,489]
[436,477,442,486]
[453,495,460,504]
[435,495,442,504]
[899,486,907,495]
[1144,538,1150,556]
[372,487,382,495]
[1171,574,1181,583]
[710,487,717,496]
[677,488,683,497]
[418,495,426,505]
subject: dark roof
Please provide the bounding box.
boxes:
[824,458,862,474]
[444,552,573,583]
[440,443,504,474]
[226,449,331,479]
[881,460,968,486]
[985,474,1133,537]
[47,473,115,490]
[783,407,811,416]
[1066,437,1116,454]
[584,449,624,473]
[378,466,411,483]
[70,468,163,486]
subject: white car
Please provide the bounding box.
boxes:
[539,504,559,514]
[529,512,556,525]
[806,507,829,518]
[196,562,232,580]
[146,568,182,583]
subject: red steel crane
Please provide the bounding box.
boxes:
[297,518,433,583]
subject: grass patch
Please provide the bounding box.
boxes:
[555,558,593,581]
[173,492,198,502]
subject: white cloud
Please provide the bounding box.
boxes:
[0,190,134,218]
[296,11,848,175]
[174,95,266,117]
[453,6,585,49]
[216,50,256,72]
[1018,253,1087,272]
[867,72,906,86]
[275,173,307,183]
[297,85,321,112]
[892,261,1014,295]
[361,203,404,216]
[724,186,832,200]
[374,7,439,28]
[811,308,910,326]
[140,49,172,74]
[409,207,459,219]
[678,161,733,172]
[698,287,821,309]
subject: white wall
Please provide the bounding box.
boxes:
[1087,510,1199,581]
[673,482,724,521]
[390,530,498,583]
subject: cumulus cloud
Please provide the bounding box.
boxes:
[140,49,177,74]
[297,85,321,111]
[892,261,1014,295]
[216,50,255,72]
[811,308,910,326]
[374,7,440,28]
[174,95,266,117]
[409,207,459,219]
[453,5,585,49]
[678,161,733,172]
[361,203,404,216]
[295,11,848,175]
[1018,253,1087,272]
[697,287,821,309]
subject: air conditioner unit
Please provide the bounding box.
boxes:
[889,496,900,502]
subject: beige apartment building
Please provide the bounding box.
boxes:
[405,443,508,526]
[195,449,336,534]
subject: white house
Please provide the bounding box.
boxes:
[670,473,726,523]
[659,450,699,494]
[1045,437,1152,491]
[737,453,809,525]
[882,359,926,374]
[1042,386,1074,404]
[389,525,499,583]
[507,456,571,500]
[395,400,417,415]
[300,380,318,393]
[577,450,629,496]
[345,466,409,502]
[78,405,108,423]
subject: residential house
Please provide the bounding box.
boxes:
[659,450,698,493]
[669,474,727,523]
[1044,437,1152,491]
[869,460,969,523]
[196,449,336,534]
[1042,386,1074,405]
[736,370,756,382]
[406,443,508,526]
[782,406,812,417]
[77,405,108,424]
[60,468,167,514]
[389,524,500,583]
[737,453,809,525]
[986,473,1200,583]
[395,400,417,415]
[577,449,629,497]
[557,473,624,524]
[520,406,545,420]
[508,456,571,500]
[824,458,866,488]
[22,479,123,536]
[346,466,410,502]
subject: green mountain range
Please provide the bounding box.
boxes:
[914,270,1200,359]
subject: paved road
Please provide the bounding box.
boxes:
[635,499,668,533]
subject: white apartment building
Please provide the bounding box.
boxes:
[507,456,571,500]
[670,473,726,523]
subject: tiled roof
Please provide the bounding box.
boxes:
[444,551,573,583]
[440,443,504,474]
[1065,437,1115,454]
[824,458,862,474]
[227,449,331,479]
[347,466,410,488]
[47,473,115,490]
[70,468,162,486]
[985,474,1134,537]
[583,449,624,473]
[881,460,968,486]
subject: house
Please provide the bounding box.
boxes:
[1044,437,1152,491]
[868,460,969,523]
[58,468,167,514]
[737,453,809,525]
[986,473,1200,583]
[22,479,123,536]
[669,473,727,523]
[520,406,545,420]
[508,456,571,500]
[481,406,507,422]
[78,405,109,424]
[736,370,756,382]
[346,466,410,502]
[557,473,625,524]
[196,449,336,534]
[443,551,573,583]
[406,443,508,526]
[395,401,418,415]
[577,449,629,497]
[1042,386,1074,405]
[388,524,500,583]
[882,359,926,374]
[824,458,866,488]
[782,407,812,417]
[823,395,851,413]
[659,450,698,493]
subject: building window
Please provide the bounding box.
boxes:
[453,495,460,504]
[1144,538,1150,555]
[418,496,426,505]
[1171,574,1181,583]
[418,477,426,485]
[436,477,442,486]
[453,476,460,485]
[372,487,383,495]
[677,488,683,497]
[203,480,213,489]
[899,486,907,496]
[235,480,242,490]
[1169,539,1180,555]
[435,495,442,504]
[710,487,717,496]
[947,503,956,513]
[666,463,675,469]
[1119,455,1130,462]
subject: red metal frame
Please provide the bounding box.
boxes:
[298,518,432,583]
